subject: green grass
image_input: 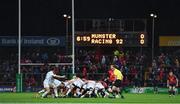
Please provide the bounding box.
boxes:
[0,93,180,103]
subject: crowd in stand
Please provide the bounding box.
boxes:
[75,49,147,87]
[21,47,72,63]
[0,47,180,90]
[146,52,180,87]
[0,49,17,86]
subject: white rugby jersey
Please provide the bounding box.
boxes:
[53,79,62,87]
[44,71,56,84]
[73,78,85,87]
[86,80,96,89]
[95,82,104,89]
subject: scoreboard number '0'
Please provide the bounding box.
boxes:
[140,34,145,45]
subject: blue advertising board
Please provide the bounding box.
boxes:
[0,36,65,46]
[0,86,14,92]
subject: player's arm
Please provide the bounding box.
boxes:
[84,80,90,84]
[53,74,65,79]
[68,79,75,84]
[167,79,169,87]
[176,77,179,87]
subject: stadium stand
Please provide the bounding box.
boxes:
[0,47,180,92]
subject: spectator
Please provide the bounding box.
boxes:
[101,55,106,65]
[82,65,87,79]
[25,75,36,91]
[175,58,179,69]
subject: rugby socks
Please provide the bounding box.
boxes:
[104,91,109,96]
[94,90,98,96]
[119,91,122,95]
[76,89,81,96]
[119,91,124,98]
[42,90,49,98]
[66,89,71,96]
[38,89,45,93]
[88,90,93,95]
[54,88,59,97]
[112,92,116,97]
[169,90,173,95]
[172,90,175,95]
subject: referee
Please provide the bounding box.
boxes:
[111,64,124,98]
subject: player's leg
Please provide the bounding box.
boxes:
[72,87,77,97]
[76,88,82,97]
[119,87,124,99]
[38,88,45,94]
[65,85,73,97]
[58,84,65,97]
[107,87,117,98]
[72,84,82,97]
[52,82,60,98]
[118,80,125,99]
[42,87,50,98]
[80,88,87,98]
[100,88,109,98]
[98,89,105,98]
[168,86,172,96]
[113,80,124,98]
[36,88,45,98]
[115,87,120,98]
[80,84,87,97]
[87,88,94,97]
[107,87,113,94]
[112,80,120,98]
[154,86,158,94]
[65,88,72,97]
[81,86,94,98]
[81,83,94,98]
[42,82,50,98]
[172,86,176,96]
[62,87,68,97]
[80,89,89,98]
[112,86,118,98]
[94,88,99,97]
[53,87,59,98]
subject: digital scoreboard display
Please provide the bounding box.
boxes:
[76,33,147,47]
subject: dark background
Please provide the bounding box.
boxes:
[0,0,180,35]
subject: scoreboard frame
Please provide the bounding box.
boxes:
[75,32,147,47]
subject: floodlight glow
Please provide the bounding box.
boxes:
[63,14,67,18]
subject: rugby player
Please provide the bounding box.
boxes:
[81,80,96,98]
[111,64,124,98]
[94,81,109,98]
[41,67,65,98]
[167,71,178,97]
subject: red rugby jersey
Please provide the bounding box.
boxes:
[168,75,177,84]
[108,69,116,82]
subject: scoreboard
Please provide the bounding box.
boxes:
[76,33,147,47]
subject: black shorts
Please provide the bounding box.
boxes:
[169,83,176,87]
[108,81,113,86]
[113,80,121,88]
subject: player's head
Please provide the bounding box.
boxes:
[169,71,173,76]
[53,66,59,74]
[110,64,115,70]
[72,75,77,79]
